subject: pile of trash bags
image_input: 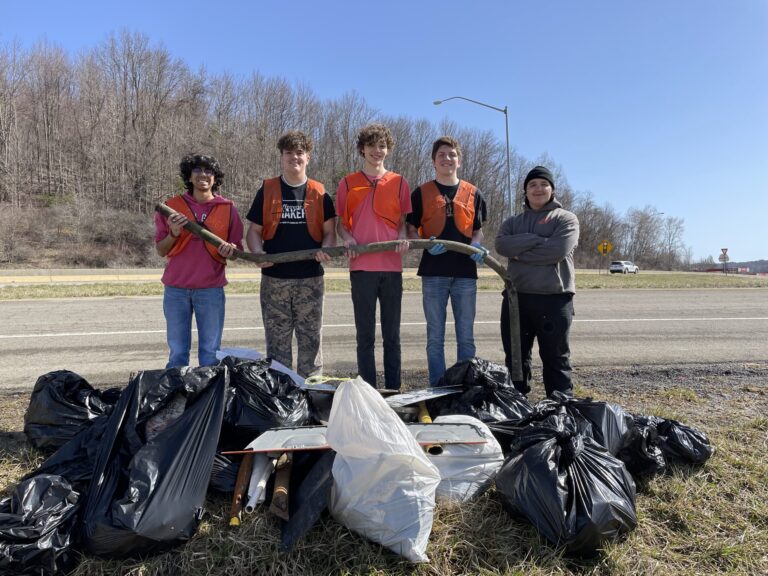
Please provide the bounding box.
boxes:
[489,391,715,554]
[0,355,714,573]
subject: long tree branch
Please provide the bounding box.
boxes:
[155,202,522,380]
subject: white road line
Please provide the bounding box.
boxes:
[0,329,171,338]
[574,317,768,322]
[1,317,767,339]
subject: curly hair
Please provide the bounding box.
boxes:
[179,154,224,194]
[277,131,313,153]
[356,123,395,157]
[431,136,462,161]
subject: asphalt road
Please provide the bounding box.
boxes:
[1,289,767,391]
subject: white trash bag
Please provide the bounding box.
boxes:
[326,377,440,563]
[429,415,504,502]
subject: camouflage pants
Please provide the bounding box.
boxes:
[260,275,324,378]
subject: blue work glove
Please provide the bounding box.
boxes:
[427,236,447,256]
[470,242,489,263]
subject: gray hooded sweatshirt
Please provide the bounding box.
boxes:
[495,198,579,295]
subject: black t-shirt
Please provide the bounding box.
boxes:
[407,181,487,279]
[246,178,336,279]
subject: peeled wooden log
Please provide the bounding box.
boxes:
[154,202,522,380]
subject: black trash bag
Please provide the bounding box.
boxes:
[489,397,598,455]
[279,451,336,553]
[0,474,80,576]
[652,416,713,464]
[219,356,312,449]
[80,366,228,559]
[427,358,534,423]
[24,416,111,494]
[209,453,239,494]
[491,394,634,457]
[495,412,637,557]
[545,393,635,456]
[616,415,667,478]
[489,410,565,455]
[307,390,334,425]
[23,370,121,451]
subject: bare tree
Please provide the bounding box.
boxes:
[97,30,189,211]
[21,43,73,203]
[0,40,27,206]
[571,193,624,269]
[659,216,685,270]
[315,91,376,189]
[622,206,665,267]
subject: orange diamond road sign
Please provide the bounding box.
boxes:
[597,240,613,255]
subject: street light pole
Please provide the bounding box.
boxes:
[434,96,514,217]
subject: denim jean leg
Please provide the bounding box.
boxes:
[422,276,450,386]
[450,277,477,363]
[192,287,226,366]
[379,272,403,390]
[163,286,193,368]
[350,272,378,387]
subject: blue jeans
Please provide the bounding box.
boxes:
[163,286,226,368]
[422,276,477,386]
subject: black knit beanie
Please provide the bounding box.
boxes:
[523,166,555,191]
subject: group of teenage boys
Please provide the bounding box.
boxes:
[154,123,579,398]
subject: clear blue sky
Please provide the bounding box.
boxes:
[6,0,767,262]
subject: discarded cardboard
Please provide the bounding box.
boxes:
[222,422,487,455]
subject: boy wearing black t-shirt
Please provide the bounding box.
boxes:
[246,131,336,377]
[406,136,488,386]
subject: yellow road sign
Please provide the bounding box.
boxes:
[597,240,613,255]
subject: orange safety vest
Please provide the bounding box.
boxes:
[261,177,325,242]
[418,180,477,239]
[342,171,403,231]
[165,194,232,265]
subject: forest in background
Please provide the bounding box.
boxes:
[0,31,690,269]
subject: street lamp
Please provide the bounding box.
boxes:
[433,96,514,216]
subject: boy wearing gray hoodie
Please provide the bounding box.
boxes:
[495,166,579,397]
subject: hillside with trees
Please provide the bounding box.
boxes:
[0,32,690,269]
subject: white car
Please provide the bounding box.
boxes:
[610,260,640,274]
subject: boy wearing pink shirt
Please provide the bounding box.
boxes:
[154,154,243,368]
[336,124,411,390]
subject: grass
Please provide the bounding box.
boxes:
[0,272,766,300]
[1,365,767,575]
[576,272,768,290]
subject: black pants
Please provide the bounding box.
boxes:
[350,271,403,390]
[501,291,574,397]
